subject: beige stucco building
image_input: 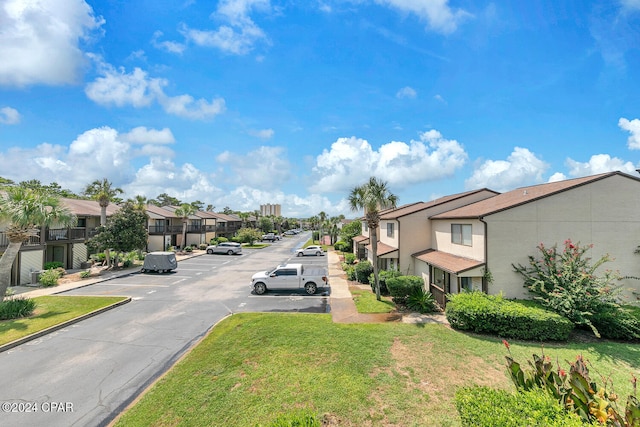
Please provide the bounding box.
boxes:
[355,171,640,306]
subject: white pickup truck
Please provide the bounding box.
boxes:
[251,263,329,295]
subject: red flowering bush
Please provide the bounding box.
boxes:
[513,239,621,337]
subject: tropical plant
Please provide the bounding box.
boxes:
[348,177,398,300]
[504,341,640,426]
[0,297,37,320]
[0,187,75,299]
[39,269,62,287]
[174,203,197,250]
[405,287,437,313]
[513,239,622,337]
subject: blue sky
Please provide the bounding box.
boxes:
[1,0,640,218]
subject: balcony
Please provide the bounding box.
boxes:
[0,232,42,249]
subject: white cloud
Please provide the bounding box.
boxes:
[85,65,162,108]
[0,0,104,87]
[157,93,226,120]
[396,86,417,99]
[85,60,226,120]
[125,158,223,202]
[565,154,637,177]
[248,128,275,139]
[216,146,291,189]
[151,31,186,54]
[0,107,21,125]
[465,147,549,192]
[0,127,133,190]
[619,117,640,150]
[120,127,176,144]
[309,130,468,193]
[180,0,271,55]
[375,0,472,34]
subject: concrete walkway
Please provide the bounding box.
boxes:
[326,250,449,325]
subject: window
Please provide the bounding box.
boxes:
[364,223,368,232]
[460,277,472,292]
[451,224,472,246]
[387,222,394,237]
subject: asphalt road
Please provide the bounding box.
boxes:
[0,233,329,427]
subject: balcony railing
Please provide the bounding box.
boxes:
[0,232,42,248]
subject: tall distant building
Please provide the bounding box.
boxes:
[260,203,281,217]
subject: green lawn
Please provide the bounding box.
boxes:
[351,287,396,313]
[0,295,128,346]
[114,312,640,427]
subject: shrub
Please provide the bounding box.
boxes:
[122,259,133,268]
[445,292,573,341]
[0,297,37,320]
[80,270,92,279]
[370,269,402,295]
[344,253,356,265]
[354,261,373,284]
[386,275,423,305]
[455,386,588,427]
[590,305,640,341]
[44,261,64,270]
[513,239,621,337]
[38,269,62,287]
[199,243,207,250]
[405,287,437,313]
[344,265,357,281]
[333,240,350,252]
[184,246,193,252]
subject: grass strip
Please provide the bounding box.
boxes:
[114,312,640,427]
[351,288,396,313]
[0,295,128,346]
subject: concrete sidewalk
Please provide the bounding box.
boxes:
[326,250,449,325]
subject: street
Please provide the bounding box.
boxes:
[0,233,329,427]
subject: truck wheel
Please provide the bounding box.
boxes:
[254,282,267,295]
[304,282,317,295]
[297,252,303,257]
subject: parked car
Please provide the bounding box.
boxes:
[295,245,324,257]
[141,251,177,273]
[206,242,242,255]
[250,263,329,295]
[261,233,281,241]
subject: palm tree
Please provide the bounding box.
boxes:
[238,212,250,227]
[318,211,327,244]
[174,203,196,250]
[83,178,123,267]
[0,187,75,299]
[83,178,124,226]
[348,177,398,301]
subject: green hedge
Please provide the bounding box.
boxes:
[590,305,640,341]
[455,386,591,427]
[445,292,574,341]
[386,275,423,304]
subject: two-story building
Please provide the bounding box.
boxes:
[1,198,118,286]
[353,171,640,307]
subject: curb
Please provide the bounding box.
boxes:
[0,296,131,353]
